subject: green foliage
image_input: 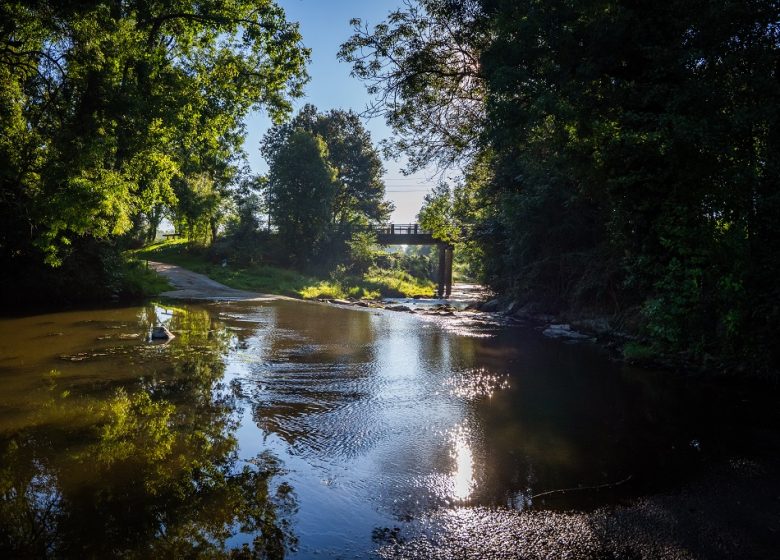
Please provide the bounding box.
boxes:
[347,0,780,372]
[259,105,392,269]
[117,258,173,298]
[173,173,229,245]
[339,0,488,171]
[377,248,436,281]
[265,130,338,265]
[479,0,779,369]
[298,279,380,301]
[346,230,380,274]
[262,105,393,225]
[0,0,309,303]
[622,342,659,363]
[298,267,435,300]
[361,266,435,298]
[418,184,460,244]
[131,239,435,299]
[132,239,318,297]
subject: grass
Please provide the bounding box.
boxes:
[119,258,173,297]
[130,239,319,297]
[363,267,435,298]
[299,268,435,300]
[130,239,435,299]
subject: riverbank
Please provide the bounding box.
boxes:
[467,295,780,378]
[139,257,647,369]
[132,239,435,300]
[141,252,769,378]
[148,261,288,301]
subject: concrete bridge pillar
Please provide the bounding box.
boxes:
[437,244,454,298]
[444,245,453,297]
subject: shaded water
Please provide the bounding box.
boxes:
[0,300,774,558]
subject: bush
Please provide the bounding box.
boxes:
[346,231,379,274]
[117,259,172,298]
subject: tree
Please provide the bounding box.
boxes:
[262,104,392,225]
[172,173,229,245]
[478,0,780,364]
[265,130,338,265]
[0,0,309,303]
[344,0,780,371]
[339,0,488,172]
[418,183,459,244]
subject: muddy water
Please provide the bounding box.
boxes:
[0,300,774,558]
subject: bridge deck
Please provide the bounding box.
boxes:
[362,223,450,246]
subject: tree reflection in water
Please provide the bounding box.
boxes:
[0,304,297,559]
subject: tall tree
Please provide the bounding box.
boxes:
[479,0,780,363]
[343,0,780,371]
[0,0,309,301]
[261,104,392,225]
[417,183,459,244]
[265,130,338,265]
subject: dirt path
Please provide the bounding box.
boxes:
[149,261,287,301]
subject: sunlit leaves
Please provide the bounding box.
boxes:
[418,183,460,243]
[262,105,392,227]
[0,0,309,269]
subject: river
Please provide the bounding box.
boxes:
[1,298,778,558]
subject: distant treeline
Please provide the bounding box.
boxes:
[341,0,780,373]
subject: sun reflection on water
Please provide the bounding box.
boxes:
[445,368,510,400]
[450,426,475,501]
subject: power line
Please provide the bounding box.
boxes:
[384,179,429,183]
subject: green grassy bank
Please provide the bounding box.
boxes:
[130,240,435,300]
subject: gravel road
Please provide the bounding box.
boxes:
[149,261,287,301]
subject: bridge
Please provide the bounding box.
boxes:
[361,223,454,298]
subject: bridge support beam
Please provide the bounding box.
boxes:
[437,244,454,298]
[444,245,453,297]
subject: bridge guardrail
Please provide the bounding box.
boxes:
[330,223,432,236]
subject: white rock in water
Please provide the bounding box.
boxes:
[542,324,592,340]
[151,325,174,340]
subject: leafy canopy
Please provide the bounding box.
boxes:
[0,0,309,268]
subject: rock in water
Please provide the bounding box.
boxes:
[151,325,174,340]
[542,324,592,340]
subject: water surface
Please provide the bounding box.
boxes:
[0,299,772,557]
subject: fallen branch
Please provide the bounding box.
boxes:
[531,474,633,500]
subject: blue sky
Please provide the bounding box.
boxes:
[243,0,435,222]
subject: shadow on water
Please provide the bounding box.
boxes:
[0,303,297,559]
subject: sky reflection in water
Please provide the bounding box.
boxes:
[0,298,744,558]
